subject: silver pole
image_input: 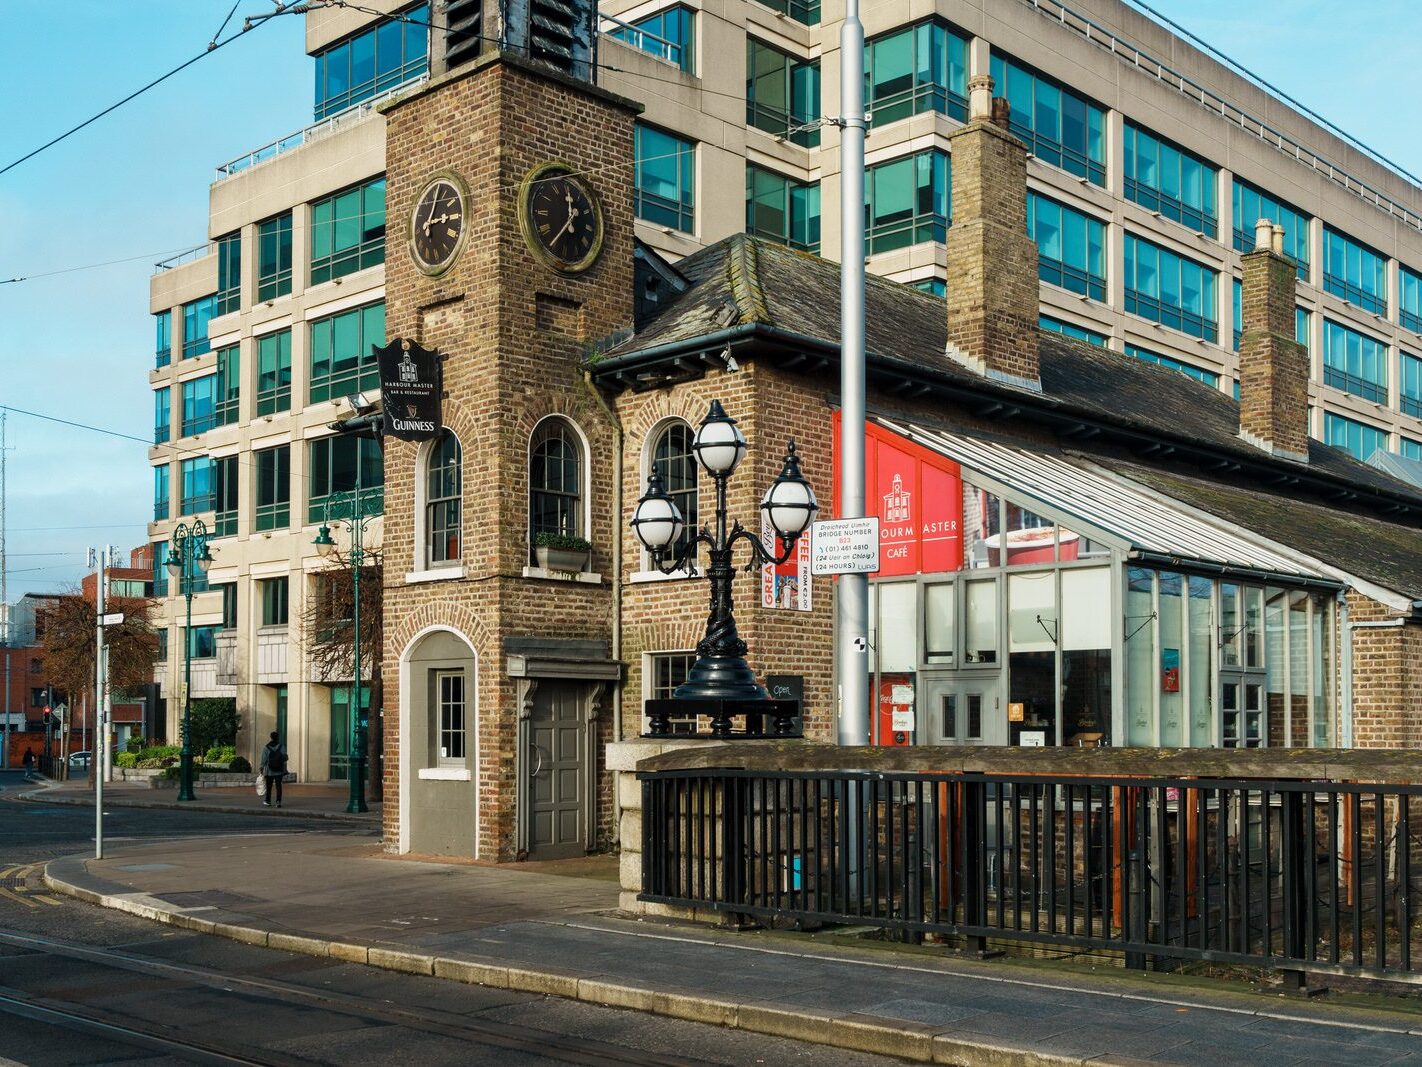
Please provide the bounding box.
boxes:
[837,0,870,746]
[93,547,106,859]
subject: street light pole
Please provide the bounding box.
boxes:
[313,486,377,814]
[166,519,213,802]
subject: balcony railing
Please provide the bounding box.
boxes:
[214,74,428,181]
[600,15,685,70]
[154,243,214,275]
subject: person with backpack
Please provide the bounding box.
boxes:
[260,732,287,807]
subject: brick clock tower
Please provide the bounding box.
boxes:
[380,2,636,861]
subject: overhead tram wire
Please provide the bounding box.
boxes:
[0,3,300,179]
[0,247,211,287]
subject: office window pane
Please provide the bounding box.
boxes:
[1027,192,1105,300]
[310,177,387,285]
[745,165,820,252]
[1401,352,1422,419]
[256,330,292,415]
[309,436,384,524]
[753,0,818,27]
[153,464,170,521]
[1039,315,1107,345]
[1323,227,1387,315]
[155,310,172,368]
[1124,123,1217,236]
[257,213,294,301]
[634,124,694,232]
[314,3,429,118]
[180,457,213,515]
[180,375,218,437]
[1400,266,1422,335]
[181,295,217,358]
[1324,410,1388,461]
[866,20,968,126]
[989,52,1105,186]
[1323,319,1388,403]
[310,301,385,403]
[261,577,290,627]
[216,232,241,315]
[609,4,694,71]
[255,445,290,531]
[1231,179,1310,279]
[865,150,948,253]
[747,39,820,147]
[1123,232,1218,342]
[154,387,171,444]
[1124,344,1219,388]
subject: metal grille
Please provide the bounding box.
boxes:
[529,0,581,73]
[445,0,484,69]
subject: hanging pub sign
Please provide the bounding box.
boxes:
[377,338,443,441]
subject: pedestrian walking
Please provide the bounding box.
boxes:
[22,749,35,773]
[260,732,287,807]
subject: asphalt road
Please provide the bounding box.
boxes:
[0,770,906,1066]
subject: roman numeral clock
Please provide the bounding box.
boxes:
[409,172,469,275]
[517,161,605,274]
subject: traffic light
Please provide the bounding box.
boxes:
[42,708,51,727]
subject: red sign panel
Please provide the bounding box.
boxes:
[832,414,964,576]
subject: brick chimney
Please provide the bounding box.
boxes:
[945,74,1041,391]
[1238,219,1309,461]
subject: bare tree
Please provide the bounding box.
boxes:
[302,547,384,799]
[37,588,158,706]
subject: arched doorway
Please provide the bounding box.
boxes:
[400,627,479,857]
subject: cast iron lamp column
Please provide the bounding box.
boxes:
[312,485,380,814]
[631,400,818,735]
[165,520,214,802]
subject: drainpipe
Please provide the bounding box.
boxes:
[584,370,624,845]
[1338,591,1353,749]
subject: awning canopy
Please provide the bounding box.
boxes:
[880,419,1342,588]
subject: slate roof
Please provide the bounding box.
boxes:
[597,234,1422,518]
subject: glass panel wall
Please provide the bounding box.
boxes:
[865,150,948,253]
[310,177,386,285]
[634,124,694,232]
[989,52,1105,185]
[1123,233,1218,342]
[1231,179,1310,279]
[1123,123,1217,236]
[1324,411,1388,461]
[1027,192,1105,300]
[745,165,820,252]
[314,3,429,118]
[746,39,820,147]
[608,4,693,71]
[1323,226,1387,315]
[865,19,968,125]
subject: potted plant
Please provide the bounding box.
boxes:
[533,532,593,574]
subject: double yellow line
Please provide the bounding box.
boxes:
[0,864,64,908]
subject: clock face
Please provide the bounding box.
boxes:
[522,167,604,274]
[410,176,466,273]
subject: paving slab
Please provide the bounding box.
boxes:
[44,831,1422,1066]
[21,777,379,823]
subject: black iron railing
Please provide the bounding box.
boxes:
[640,768,1422,985]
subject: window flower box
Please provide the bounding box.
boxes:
[532,533,592,574]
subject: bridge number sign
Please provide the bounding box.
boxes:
[810,516,881,576]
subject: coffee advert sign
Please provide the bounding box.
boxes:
[377,338,443,441]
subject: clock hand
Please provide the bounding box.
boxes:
[549,207,578,246]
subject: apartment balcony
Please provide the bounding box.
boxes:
[256,627,289,685]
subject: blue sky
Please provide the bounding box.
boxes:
[0,0,1419,598]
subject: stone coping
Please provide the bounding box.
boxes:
[634,741,1422,783]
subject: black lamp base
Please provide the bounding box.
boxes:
[674,654,767,703]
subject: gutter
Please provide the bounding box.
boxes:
[1126,549,1346,593]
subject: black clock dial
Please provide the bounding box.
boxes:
[411,178,465,271]
[526,170,602,272]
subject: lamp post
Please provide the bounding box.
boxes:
[312,485,380,814]
[631,400,817,737]
[165,519,214,802]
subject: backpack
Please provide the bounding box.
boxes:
[267,745,288,775]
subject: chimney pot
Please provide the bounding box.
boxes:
[1271,223,1285,255]
[991,96,1012,130]
[968,74,994,122]
[1254,217,1273,252]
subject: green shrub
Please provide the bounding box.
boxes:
[229,755,252,774]
[189,699,239,753]
[137,745,180,763]
[162,765,180,780]
[203,745,237,764]
[125,736,146,754]
[531,532,593,552]
[115,752,138,769]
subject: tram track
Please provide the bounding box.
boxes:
[0,926,715,1067]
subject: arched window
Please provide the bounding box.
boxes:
[425,432,462,567]
[650,420,697,557]
[529,418,584,541]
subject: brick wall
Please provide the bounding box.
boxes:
[381,54,637,859]
[1347,592,1422,749]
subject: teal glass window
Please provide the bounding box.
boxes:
[1123,233,1218,342]
[181,375,218,437]
[153,387,170,444]
[215,346,240,426]
[1401,437,1422,461]
[913,278,946,297]
[187,625,220,659]
[1231,179,1309,279]
[1027,192,1105,301]
[865,150,949,253]
[1040,315,1107,345]
[1324,410,1388,461]
[1124,343,1220,388]
[181,295,217,358]
[155,310,172,368]
[216,232,241,315]
[1401,351,1422,419]
[152,541,168,598]
[1123,124,1217,237]
[309,436,384,524]
[1323,227,1387,315]
[314,3,429,118]
[213,455,238,537]
[1296,307,1310,351]
[990,53,1105,186]
[262,577,290,627]
[747,39,820,147]
[310,302,385,403]
[153,464,170,522]
[753,0,818,27]
[1323,319,1388,403]
[609,5,693,72]
[1400,266,1422,335]
[1233,277,1241,352]
[180,457,213,515]
[745,165,820,252]
[256,330,292,415]
[258,213,293,301]
[865,20,968,126]
[634,124,695,232]
[255,445,291,531]
[311,177,386,285]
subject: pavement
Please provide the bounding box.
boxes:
[43,832,1422,1065]
[19,774,380,823]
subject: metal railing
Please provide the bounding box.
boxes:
[1022,0,1422,234]
[154,243,214,273]
[600,15,684,70]
[641,765,1422,986]
[214,75,428,181]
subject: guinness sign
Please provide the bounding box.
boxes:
[377,338,443,441]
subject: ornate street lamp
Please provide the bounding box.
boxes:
[312,484,381,814]
[631,400,817,737]
[165,519,214,802]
